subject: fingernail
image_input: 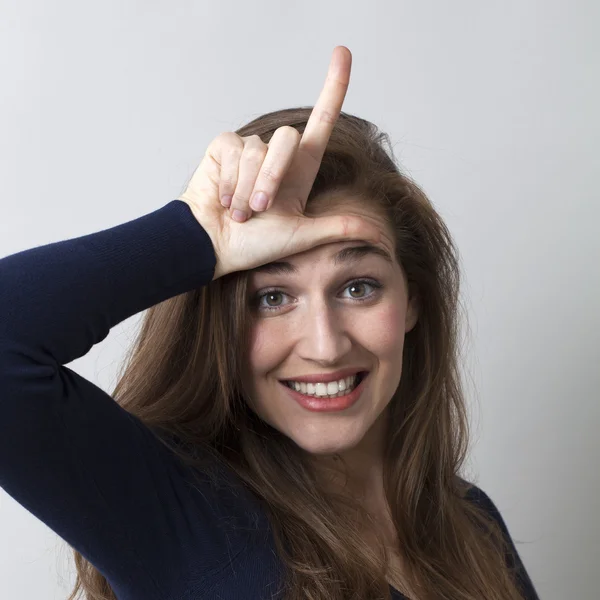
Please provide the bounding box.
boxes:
[250,191,268,211]
[232,209,247,222]
[221,195,232,208]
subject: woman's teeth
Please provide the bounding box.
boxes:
[285,375,361,399]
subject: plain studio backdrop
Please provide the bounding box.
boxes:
[0,1,598,598]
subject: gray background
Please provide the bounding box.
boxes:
[1,1,598,598]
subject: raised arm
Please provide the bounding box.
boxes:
[0,200,220,597]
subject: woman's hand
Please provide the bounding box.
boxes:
[177,46,381,280]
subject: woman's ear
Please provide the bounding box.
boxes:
[405,286,419,333]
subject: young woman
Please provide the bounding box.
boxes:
[0,46,538,600]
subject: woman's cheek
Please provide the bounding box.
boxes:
[247,320,291,375]
[355,302,406,355]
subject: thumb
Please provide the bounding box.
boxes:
[293,214,382,253]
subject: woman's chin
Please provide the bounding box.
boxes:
[291,431,363,457]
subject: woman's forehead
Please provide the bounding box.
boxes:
[307,194,394,239]
[246,194,398,279]
[248,241,398,284]
[307,191,384,217]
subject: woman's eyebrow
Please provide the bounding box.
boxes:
[251,245,393,276]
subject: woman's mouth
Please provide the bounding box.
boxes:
[282,371,367,399]
[279,372,369,412]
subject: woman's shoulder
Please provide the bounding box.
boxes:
[454,476,509,529]
[457,476,497,506]
[454,478,540,598]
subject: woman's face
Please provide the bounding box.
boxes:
[244,199,418,458]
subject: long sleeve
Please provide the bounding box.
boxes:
[0,199,216,361]
[0,200,232,599]
[466,485,540,600]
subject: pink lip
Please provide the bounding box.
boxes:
[280,372,368,412]
[278,367,369,384]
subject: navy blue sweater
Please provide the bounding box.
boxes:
[0,200,538,599]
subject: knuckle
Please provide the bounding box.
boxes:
[220,173,237,189]
[215,135,243,163]
[260,165,279,183]
[244,146,267,163]
[232,180,253,201]
[224,140,243,156]
[318,109,336,125]
[229,193,245,208]
[279,125,300,140]
[243,134,265,147]
[218,131,242,146]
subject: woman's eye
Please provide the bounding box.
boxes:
[261,291,285,308]
[255,279,381,312]
[344,281,373,299]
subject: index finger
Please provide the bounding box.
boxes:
[281,46,352,203]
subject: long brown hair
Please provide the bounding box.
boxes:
[67,108,527,600]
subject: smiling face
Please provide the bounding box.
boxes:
[244,196,419,466]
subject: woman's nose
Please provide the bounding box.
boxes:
[295,302,352,365]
